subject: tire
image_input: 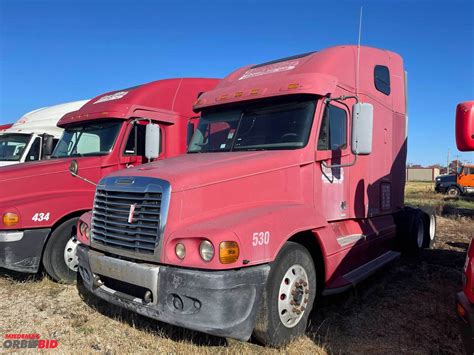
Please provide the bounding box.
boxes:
[42,217,80,284]
[253,242,316,347]
[402,210,425,256]
[447,186,461,197]
[422,213,436,249]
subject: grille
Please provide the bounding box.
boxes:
[92,188,162,255]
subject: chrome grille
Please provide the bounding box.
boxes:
[92,188,162,255]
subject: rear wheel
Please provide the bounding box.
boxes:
[42,217,79,284]
[402,210,425,255]
[253,242,316,347]
[423,213,436,249]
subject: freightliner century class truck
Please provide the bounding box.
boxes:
[0,78,219,283]
[454,100,474,354]
[76,46,436,346]
[0,100,88,167]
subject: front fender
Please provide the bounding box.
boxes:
[164,203,327,269]
[0,189,95,230]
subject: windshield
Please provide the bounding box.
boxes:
[188,96,317,153]
[52,120,122,158]
[0,133,32,161]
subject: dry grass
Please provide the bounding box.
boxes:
[0,182,472,353]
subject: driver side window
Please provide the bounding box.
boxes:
[317,104,347,151]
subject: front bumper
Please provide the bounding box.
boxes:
[77,245,270,340]
[456,291,474,354]
[0,228,50,273]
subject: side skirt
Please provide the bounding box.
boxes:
[322,250,400,296]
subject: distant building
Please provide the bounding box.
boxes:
[406,167,440,182]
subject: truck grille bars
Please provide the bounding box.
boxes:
[91,176,170,259]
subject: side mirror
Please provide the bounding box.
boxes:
[69,159,79,176]
[351,102,373,155]
[145,123,161,160]
[456,101,474,151]
[42,134,55,159]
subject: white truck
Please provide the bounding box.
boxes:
[0,100,88,167]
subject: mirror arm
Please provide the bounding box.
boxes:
[70,172,97,186]
[324,95,359,105]
[321,153,358,169]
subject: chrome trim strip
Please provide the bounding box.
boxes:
[336,234,366,247]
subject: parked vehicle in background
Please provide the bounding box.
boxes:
[0,101,88,167]
[434,174,458,194]
[455,100,474,354]
[76,46,436,347]
[434,166,474,196]
[0,78,219,283]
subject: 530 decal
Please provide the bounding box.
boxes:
[32,213,50,222]
[252,231,270,246]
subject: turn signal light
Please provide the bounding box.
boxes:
[287,83,300,89]
[3,212,19,226]
[219,241,239,264]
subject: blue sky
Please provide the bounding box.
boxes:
[0,0,473,165]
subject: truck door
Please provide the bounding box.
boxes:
[315,101,351,221]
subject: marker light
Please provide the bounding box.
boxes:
[234,91,243,97]
[175,243,186,260]
[250,88,259,95]
[219,241,240,264]
[288,83,300,89]
[3,212,19,227]
[199,240,214,262]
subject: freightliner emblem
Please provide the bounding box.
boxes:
[128,203,137,223]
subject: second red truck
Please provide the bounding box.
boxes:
[0,78,219,282]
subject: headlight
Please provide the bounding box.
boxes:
[175,243,186,260]
[3,212,19,227]
[85,226,91,240]
[199,240,214,262]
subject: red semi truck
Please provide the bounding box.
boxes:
[454,100,474,353]
[76,46,435,346]
[0,78,219,283]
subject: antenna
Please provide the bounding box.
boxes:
[356,6,363,96]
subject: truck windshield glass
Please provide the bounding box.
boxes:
[52,120,122,158]
[188,96,316,153]
[0,133,31,161]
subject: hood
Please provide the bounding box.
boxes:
[0,156,104,206]
[107,150,312,192]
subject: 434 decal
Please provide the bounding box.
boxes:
[32,213,50,222]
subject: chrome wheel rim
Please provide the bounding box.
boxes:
[278,264,310,328]
[417,220,424,248]
[64,236,79,272]
[429,215,436,241]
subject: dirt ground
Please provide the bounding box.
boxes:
[0,182,472,354]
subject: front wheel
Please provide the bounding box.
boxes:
[42,217,79,284]
[253,242,316,347]
[447,186,461,197]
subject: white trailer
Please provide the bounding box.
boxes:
[0,100,88,167]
